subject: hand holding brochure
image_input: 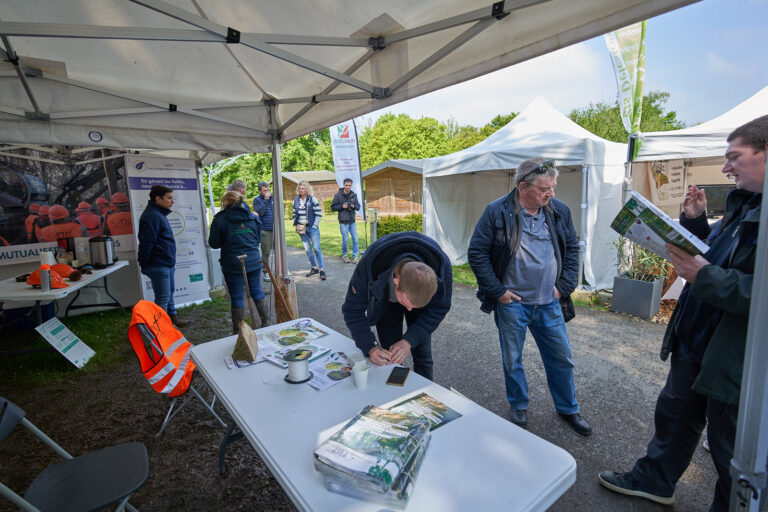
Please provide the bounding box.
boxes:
[611,191,709,259]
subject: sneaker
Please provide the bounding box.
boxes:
[352,257,358,264]
[320,270,327,280]
[509,408,528,427]
[598,471,675,505]
[342,255,351,263]
[306,268,319,277]
[263,273,270,282]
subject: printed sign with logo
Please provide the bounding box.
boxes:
[330,120,365,218]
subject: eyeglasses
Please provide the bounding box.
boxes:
[518,160,555,183]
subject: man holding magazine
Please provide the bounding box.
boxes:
[600,115,767,511]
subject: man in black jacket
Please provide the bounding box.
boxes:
[341,231,452,380]
[468,158,590,435]
[331,178,361,263]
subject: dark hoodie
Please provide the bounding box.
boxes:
[208,204,262,274]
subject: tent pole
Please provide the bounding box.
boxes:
[271,138,287,279]
[728,158,768,511]
[578,164,588,290]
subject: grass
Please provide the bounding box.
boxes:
[0,297,235,389]
[284,217,372,261]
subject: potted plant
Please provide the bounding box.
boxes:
[611,238,672,319]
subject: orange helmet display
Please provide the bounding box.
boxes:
[26,268,69,289]
[30,203,41,213]
[39,205,50,217]
[49,205,69,221]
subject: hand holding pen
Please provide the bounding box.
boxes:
[370,339,392,366]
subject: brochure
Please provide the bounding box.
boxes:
[262,342,331,369]
[307,351,355,391]
[263,320,329,346]
[611,191,709,258]
[389,392,462,431]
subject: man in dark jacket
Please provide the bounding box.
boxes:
[138,185,188,327]
[252,182,274,281]
[341,231,452,380]
[599,115,767,510]
[331,178,361,263]
[468,158,590,436]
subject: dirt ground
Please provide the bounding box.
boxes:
[2,249,704,512]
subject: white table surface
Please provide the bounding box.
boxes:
[0,260,129,302]
[191,318,576,512]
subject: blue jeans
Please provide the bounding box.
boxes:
[223,269,265,308]
[339,222,358,258]
[494,300,578,414]
[141,266,177,316]
[300,225,324,269]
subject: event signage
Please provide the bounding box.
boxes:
[330,120,365,218]
[0,242,57,265]
[35,317,95,368]
[605,21,647,136]
[646,159,686,208]
[125,155,209,306]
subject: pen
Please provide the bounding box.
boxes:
[373,339,391,361]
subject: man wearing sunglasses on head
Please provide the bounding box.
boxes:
[468,158,591,436]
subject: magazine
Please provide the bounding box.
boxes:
[611,191,709,258]
[389,392,462,431]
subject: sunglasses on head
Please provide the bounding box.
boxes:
[518,160,555,183]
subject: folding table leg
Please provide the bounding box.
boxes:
[218,421,244,476]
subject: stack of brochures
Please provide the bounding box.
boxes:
[313,405,431,509]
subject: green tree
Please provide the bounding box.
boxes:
[358,113,455,169]
[204,153,272,207]
[569,91,685,143]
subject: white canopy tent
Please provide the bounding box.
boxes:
[422,97,627,289]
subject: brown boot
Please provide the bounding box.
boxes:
[170,314,190,328]
[231,307,245,334]
[256,299,271,327]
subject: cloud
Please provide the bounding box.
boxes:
[705,51,758,79]
[366,42,617,127]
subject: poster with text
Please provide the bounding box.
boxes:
[125,155,209,306]
[647,160,686,208]
[330,120,365,219]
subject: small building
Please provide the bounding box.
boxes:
[362,159,423,217]
[279,171,338,202]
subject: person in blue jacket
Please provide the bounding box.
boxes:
[252,182,274,281]
[138,185,188,327]
[341,231,452,380]
[209,190,270,333]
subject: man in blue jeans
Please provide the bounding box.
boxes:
[331,178,361,263]
[137,185,189,327]
[468,158,590,436]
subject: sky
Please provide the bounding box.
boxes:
[359,0,768,130]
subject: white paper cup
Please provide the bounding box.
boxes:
[352,363,369,389]
[40,251,56,266]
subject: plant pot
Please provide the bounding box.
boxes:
[611,274,664,319]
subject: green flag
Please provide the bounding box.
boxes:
[605,21,647,136]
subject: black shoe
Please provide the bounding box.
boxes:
[306,268,319,277]
[559,412,593,436]
[598,471,675,505]
[320,270,326,280]
[509,408,528,427]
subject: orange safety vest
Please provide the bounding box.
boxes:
[104,211,133,235]
[25,213,39,242]
[39,220,87,242]
[77,212,102,236]
[128,300,195,398]
[0,235,9,246]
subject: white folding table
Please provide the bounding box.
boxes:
[191,318,576,512]
[0,260,129,325]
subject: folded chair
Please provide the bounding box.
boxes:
[128,300,225,437]
[0,397,148,512]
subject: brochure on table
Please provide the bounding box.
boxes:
[35,317,94,368]
[611,191,710,259]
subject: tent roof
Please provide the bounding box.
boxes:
[422,96,627,177]
[363,159,424,178]
[281,170,337,183]
[634,84,768,161]
[0,0,696,154]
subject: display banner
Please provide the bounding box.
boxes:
[647,159,686,208]
[125,155,209,306]
[605,21,647,137]
[330,120,365,218]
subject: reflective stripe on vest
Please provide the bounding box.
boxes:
[160,351,192,394]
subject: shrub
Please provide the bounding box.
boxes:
[377,214,423,237]
[284,200,293,219]
[323,197,334,215]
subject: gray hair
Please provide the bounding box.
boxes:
[231,179,246,193]
[515,158,559,187]
[296,180,313,196]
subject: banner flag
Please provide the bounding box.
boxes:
[605,21,647,136]
[330,120,365,219]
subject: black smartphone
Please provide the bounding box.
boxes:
[386,366,410,386]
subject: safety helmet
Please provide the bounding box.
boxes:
[52,263,82,281]
[96,197,109,206]
[76,201,91,214]
[39,205,50,217]
[30,203,41,213]
[26,267,69,289]
[49,205,69,221]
